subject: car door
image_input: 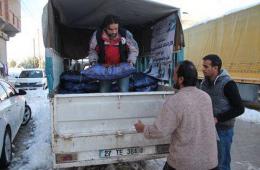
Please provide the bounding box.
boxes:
[0,81,24,140]
[0,82,13,141]
[0,84,9,154]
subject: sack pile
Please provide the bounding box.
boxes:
[58,65,158,93]
[80,63,136,80]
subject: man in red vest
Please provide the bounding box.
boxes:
[88,15,139,92]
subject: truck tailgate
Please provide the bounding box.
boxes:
[52,91,174,168]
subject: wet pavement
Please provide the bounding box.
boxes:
[231,119,260,170]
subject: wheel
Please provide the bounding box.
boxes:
[22,105,31,126]
[0,129,12,168]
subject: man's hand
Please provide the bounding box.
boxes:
[103,64,111,68]
[90,61,97,66]
[127,61,134,67]
[134,120,145,133]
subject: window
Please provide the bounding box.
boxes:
[0,81,16,97]
[0,84,7,101]
[19,70,43,78]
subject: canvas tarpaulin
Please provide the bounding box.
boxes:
[43,0,183,59]
[49,0,178,28]
[184,5,260,84]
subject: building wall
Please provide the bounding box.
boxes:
[0,0,6,18]
[0,36,7,77]
[8,0,21,31]
[8,0,20,18]
[0,0,21,34]
[0,0,20,77]
[0,37,7,63]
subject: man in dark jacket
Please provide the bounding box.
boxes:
[201,54,245,170]
[88,15,139,92]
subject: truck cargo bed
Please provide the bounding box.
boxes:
[52,91,174,168]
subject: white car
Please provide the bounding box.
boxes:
[0,79,28,168]
[14,69,47,90]
[7,68,23,86]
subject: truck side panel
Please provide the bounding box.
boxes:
[45,48,64,92]
[184,5,260,84]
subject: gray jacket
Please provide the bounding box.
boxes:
[201,69,235,129]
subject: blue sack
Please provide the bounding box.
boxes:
[60,71,89,83]
[59,89,85,94]
[135,83,158,92]
[130,72,158,89]
[81,63,136,80]
[82,81,100,92]
[61,81,99,93]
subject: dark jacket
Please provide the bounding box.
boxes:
[201,69,244,130]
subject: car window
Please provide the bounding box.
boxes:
[0,84,8,100]
[0,81,16,97]
[19,70,43,78]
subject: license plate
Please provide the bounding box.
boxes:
[99,147,143,158]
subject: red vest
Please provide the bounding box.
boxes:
[96,29,128,65]
[103,36,121,65]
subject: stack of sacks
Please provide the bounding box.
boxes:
[59,67,157,93]
[59,71,99,94]
[129,72,159,92]
[81,63,136,80]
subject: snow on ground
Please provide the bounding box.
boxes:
[9,89,260,170]
[12,89,53,170]
[238,108,260,124]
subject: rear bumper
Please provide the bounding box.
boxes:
[53,152,168,169]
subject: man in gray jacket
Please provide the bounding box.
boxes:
[135,60,218,170]
[201,54,244,170]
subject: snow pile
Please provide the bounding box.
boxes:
[19,89,52,170]
[238,108,260,124]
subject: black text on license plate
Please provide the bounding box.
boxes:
[99,147,143,158]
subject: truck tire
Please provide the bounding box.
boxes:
[22,105,31,126]
[0,129,12,168]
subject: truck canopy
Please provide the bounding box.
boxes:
[43,0,184,59]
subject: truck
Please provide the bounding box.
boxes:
[42,0,184,169]
[184,4,260,107]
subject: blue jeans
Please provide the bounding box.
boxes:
[100,76,129,92]
[217,128,234,170]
